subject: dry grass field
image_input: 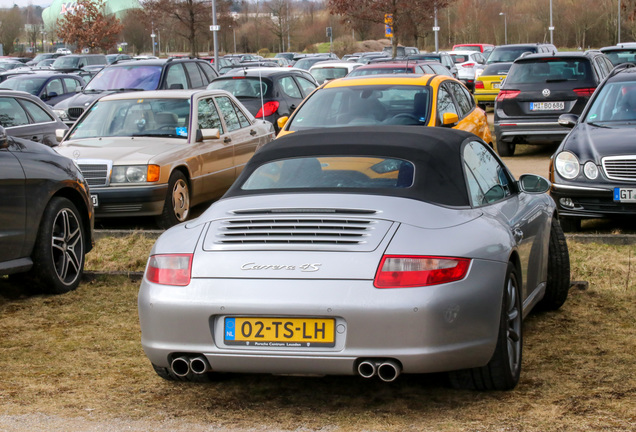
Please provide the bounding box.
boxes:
[0,235,634,431]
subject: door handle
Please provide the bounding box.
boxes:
[250,129,257,136]
[513,228,524,244]
[224,137,232,143]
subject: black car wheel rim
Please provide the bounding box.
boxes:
[506,275,522,375]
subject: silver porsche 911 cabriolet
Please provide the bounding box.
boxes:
[138,126,570,391]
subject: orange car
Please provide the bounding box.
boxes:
[277,74,492,147]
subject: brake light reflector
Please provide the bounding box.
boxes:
[255,101,280,118]
[475,81,484,89]
[496,90,520,102]
[374,255,470,288]
[146,254,192,286]
[573,87,596,97]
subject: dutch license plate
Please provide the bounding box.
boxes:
[530,101,565,111]
[91,194,99,208]
[492,82,501,89]
[613,188,636,202]
[224,317,336,348]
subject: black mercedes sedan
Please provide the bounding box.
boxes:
[0,126,93,293]
[550,63,636,231]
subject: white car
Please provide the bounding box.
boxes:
[309,61,362,84]
[449,50,487,92]
[56,48,72,55]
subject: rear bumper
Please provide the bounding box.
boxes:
[495,119,568,144]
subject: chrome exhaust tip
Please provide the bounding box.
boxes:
[357,360,377,378]
[171,356,191,377]
[377,360,401,382]
[190,355,210,374]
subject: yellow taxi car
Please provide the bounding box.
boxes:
[474,62,513,111]
[276,74,492,146]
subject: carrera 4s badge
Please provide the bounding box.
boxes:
[241,263,322,272]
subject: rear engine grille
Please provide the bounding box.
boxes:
[77,160,111,187]
[216,217,375,245]
[68,107,85,121]
[603,156,636,181]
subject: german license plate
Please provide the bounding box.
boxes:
[91,194,99,208]
[224,317,335,347]
[613,188,636,202]
[530,101,564,111]
[492,82,501,89]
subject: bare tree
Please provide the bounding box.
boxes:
[56,0,123,53]
[0,6,25,54]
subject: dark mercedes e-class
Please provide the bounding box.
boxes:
[550,63,636,231]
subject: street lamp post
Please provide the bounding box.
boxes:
[499,12,507,45]
[549,0,554,45]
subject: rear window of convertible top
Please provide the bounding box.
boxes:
[241,157,414,190]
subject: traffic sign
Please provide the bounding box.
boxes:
[210,25,220,32]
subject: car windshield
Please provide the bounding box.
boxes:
[505,59,593,84]
[52,57,80,68]
[585,82,636,123]
[311,67,349,83]
[348,67,416,76]
[287,85,431,130]
[0,77,47,94]
[67,97,191,140]
[85,65,162,91]
[481,63,512,76]
[602,49,636,66]
[294,58,330,70]
[208,77,268,98]
[487,47,537,63]
[241,156,415,190]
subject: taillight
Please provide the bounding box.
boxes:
[146,254,192,286]
[461,63,475,68]
[374,255,470,288]
[573,87,596,97]
[475,81,484,89]
[496,89,521,102]
[255,101,280,118]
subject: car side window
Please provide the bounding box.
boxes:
[449,82,473,117]
[280,76,302,99]
[233,101,251,128]
[198,62,218,81]
[295,76,318,95]
[165,64,188,89]
[437,85,458,124]
[463,140,512,207]
[215,96,242,132]
[45,78,64,95]
[63,77,82,93]
[184,62,205,88]
[197,98,224,134]
[0,97,29,127]
[21,99,54,123]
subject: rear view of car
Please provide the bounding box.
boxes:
[474,62,513,110]
[449,50,486,91]
[494,52,614,156]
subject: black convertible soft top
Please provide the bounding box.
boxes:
[226,126,482,207]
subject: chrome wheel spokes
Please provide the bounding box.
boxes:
[506,277,522,375]
[172,179,190,222]
[51,208,83,284]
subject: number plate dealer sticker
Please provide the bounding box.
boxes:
[224,317,336,348]
[614,188,636,202]
[530,101,565,111]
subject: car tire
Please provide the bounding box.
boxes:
[156,171,190,229]
[496,139,516,157]
[537,218,570,311]
[449,262,522,391]
[29,197,86,294]
[559,216,581,232]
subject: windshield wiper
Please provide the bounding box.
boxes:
[113,88,145,92]
[131,133,182,138]
[83,88,104,93]
[587,121,612,128]
[545,78,568,83]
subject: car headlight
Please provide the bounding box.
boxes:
[583,161,598,180]
[111,165,160,183]
[555,151,580,180]
[53,109,68,121]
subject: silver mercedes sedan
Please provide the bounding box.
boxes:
[138,126,570,390]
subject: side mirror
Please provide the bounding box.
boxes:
[441,112,459,126]
[277,116,289,130]
[55,129,66,142]
[196,128,220,142]
[518,174,551,194]
[558,113,579,128]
